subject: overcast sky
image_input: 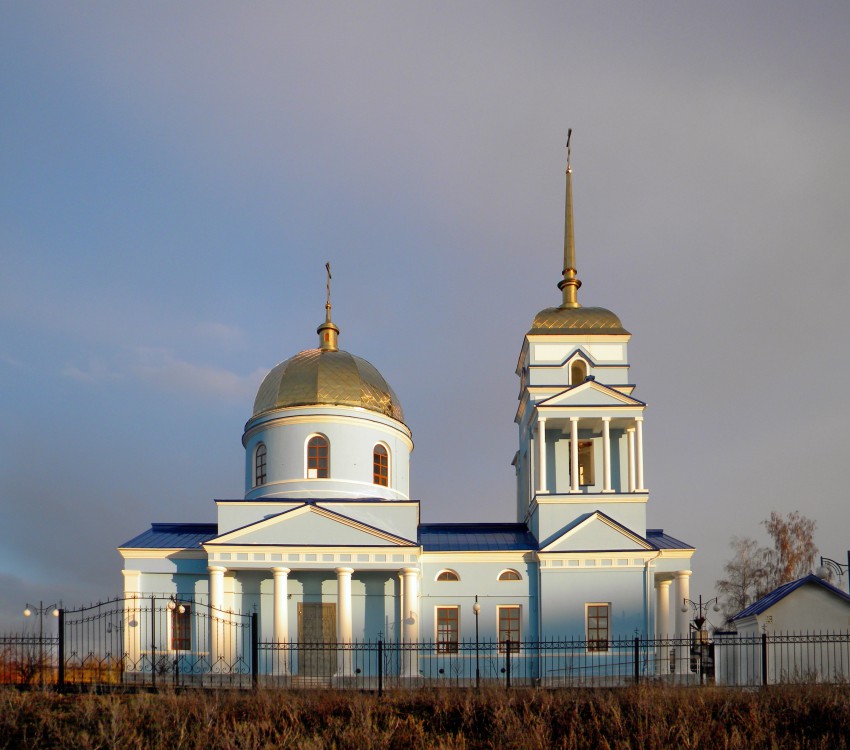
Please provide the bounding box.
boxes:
[2,2,849,632]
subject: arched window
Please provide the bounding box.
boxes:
[570,359,587,385]
[436,569,460,582]
[498,569,521,581]
[373,444,389,486]
[307,435,329,478]
[254,443,267,487]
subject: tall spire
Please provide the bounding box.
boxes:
[557,128,582,309]
[317,261,339,351]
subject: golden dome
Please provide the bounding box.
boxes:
[529,306,629,335]
[252,348,405,422]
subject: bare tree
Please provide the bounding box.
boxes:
[716,536,771,620]
[716,511,817,622]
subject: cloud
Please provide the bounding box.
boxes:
[62,358,122,384]
[130,347,265,400]
[194,322,247,348]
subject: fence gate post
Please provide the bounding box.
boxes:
[150,596,156,689]
[378,640,383,697]
[761,633,768,687]
[57,609,65,691]
[251,612,259,689]
[634,637,640,684]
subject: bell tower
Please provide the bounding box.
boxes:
[515,136,649,543]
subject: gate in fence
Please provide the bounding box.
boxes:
[57,595,255,688]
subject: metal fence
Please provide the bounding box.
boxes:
[2,597,850,691]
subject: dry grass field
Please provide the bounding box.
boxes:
[1,684,849,749]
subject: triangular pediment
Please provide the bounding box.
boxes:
[206,504,417,548]
[538,380,644,408]
[541,512,655,552]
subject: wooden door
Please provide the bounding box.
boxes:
[297,603,337,677]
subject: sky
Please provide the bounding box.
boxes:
[1,1,849,633]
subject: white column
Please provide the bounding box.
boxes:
[602,417,613,492]
[122,570,142,671]
[336,567,354,677]
[272,567,290,676]
[399,567,420,678]
[674,571,691,636]
[537,417,547,494]
[272,568,290,644]
[570,417,580,492]
[635,417,646,491]
[674,570,692,677]
[208,566,226,670]
[627,427,636,493]
[656,578,672,638]
[656,577,672,675]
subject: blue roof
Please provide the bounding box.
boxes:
[119,523,218,549]
[419,523,536,552]
[646,529,694,550]
[731,574,850,621]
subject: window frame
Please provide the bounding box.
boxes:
[436,606,460,653]
[435,569,460,582]
[306,434,329,479]
[570,358,588,385]
[497,605,521,653]
[169,601,192,652]
[373,443,390,486]
[254,442,267,487]
[577,440,595,486]
[497,569,522,582]
[586,602,610,653]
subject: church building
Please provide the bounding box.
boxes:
[119,148,695,677]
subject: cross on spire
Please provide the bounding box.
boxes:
[317,261,340,351]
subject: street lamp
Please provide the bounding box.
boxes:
[23,601,60,688]
[816,553,850,594]
[472,595,481,689]
[680,595,719,684]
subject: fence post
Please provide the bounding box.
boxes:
[761,633,768,687]
[505,639,511,689]
[251,612,259,689]
[150,596,156,689]
[378,639,383,697]
[634,636,640,684]
[57,609,65,692]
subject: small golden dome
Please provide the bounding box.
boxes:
[529,306,629,335]
[253,349,405,422]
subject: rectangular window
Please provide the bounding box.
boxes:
[578,441,594,486]
[436,607,459,653]
[171,604,191,651]
[586,603,610,652]
[497,606,521,653]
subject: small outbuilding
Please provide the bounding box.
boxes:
[715,574,850,685]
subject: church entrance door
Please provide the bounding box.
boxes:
[297,602,337,677]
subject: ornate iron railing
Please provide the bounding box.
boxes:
[2,600,849,691]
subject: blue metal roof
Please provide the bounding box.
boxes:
[419,523,536,552]
[119,523,218,549]
[646,529,694,550]
[731,574,850,621]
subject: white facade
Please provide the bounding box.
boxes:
[118,156,695,679]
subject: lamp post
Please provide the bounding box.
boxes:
[23,601,59,688]
[816,554,850,594]
[680,595,719,685]
[472,595,481,689]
